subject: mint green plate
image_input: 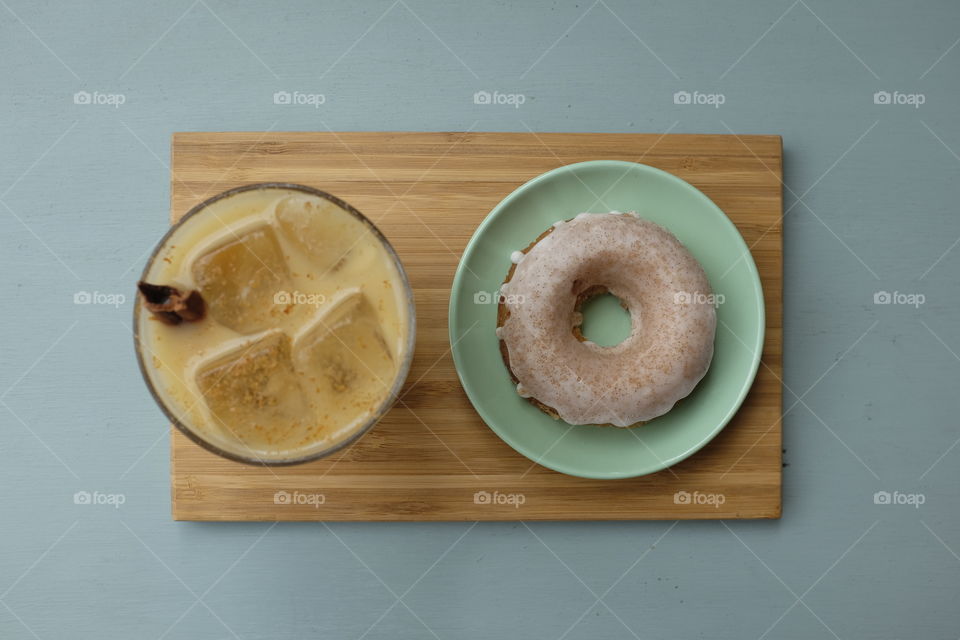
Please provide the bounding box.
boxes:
[448,160,765,479]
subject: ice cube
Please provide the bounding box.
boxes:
[275,195,373,275]
[195,331,311,452]
[192,226,292,334]
[294,291,395,427]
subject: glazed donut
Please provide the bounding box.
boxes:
[496,212,716,427]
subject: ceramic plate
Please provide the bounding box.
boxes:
[448,160,764,479]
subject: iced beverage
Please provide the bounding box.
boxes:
[135,184,415,464]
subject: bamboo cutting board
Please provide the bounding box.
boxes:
[169,131,782,521]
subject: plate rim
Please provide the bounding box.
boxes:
[448,159,766,479]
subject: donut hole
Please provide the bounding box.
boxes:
[575,288,633,347]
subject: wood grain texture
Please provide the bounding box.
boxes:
[169,131,782,521]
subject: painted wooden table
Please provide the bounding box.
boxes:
[2,2,958,638]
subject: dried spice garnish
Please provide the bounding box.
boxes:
[137,281,206,325]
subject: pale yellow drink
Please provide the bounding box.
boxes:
[136,185,413,463]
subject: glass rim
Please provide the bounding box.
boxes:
[133,182,417,466]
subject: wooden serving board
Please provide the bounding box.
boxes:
[170,132,782,521]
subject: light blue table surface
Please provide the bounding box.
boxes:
[2,1,959,638]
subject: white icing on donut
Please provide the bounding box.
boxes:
[510,250,524,264]
[499,213,716,426]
